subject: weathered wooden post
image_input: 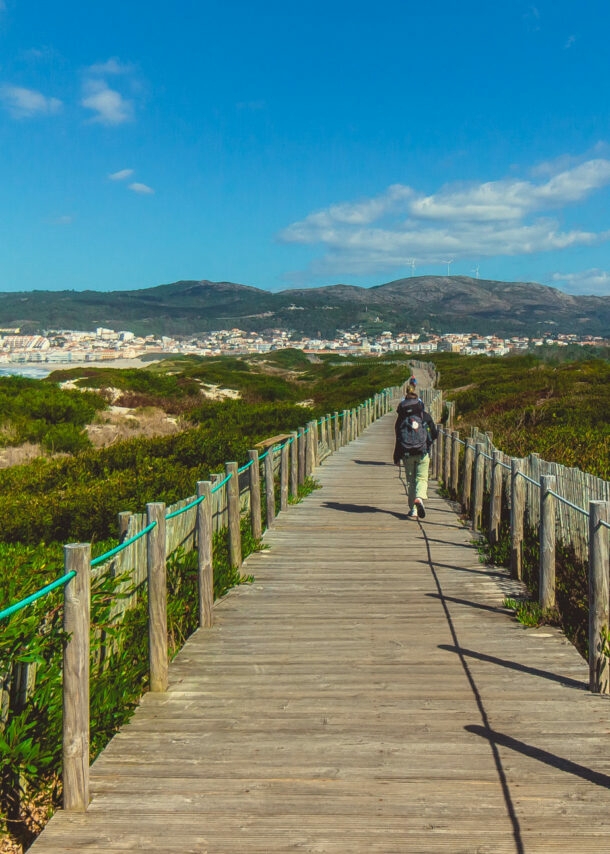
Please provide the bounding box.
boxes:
[451,431,460,497]
[333,412,340,451]
[489,450,503,546]
[539,475,556,610]
[298,427,306,484]
[248,450,262,539]
[147,502,167,693]
[510,459,525,580]
[342,410,349,445]
[117,511,131,542]
[225,461,241,569]
[462,439,474,513]
[196,480,213,628]
[472,442,485,531]
[443,426,452,489]
[265,448,275,527]
[304,424,312,477]
[63,543,90,812]
[311,420,319,468]
[589,501,610,693]
[280,441,289,512]
[289,434,298,498]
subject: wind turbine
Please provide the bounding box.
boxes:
[407,258,416,276]
[471,264,480,279]
[443,259,454,276]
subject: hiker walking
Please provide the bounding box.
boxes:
[393,377,437,518]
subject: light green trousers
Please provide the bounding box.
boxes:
[402,453,430,507]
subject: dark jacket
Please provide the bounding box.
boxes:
[393,395,438,464]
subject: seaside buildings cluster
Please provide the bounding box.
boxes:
[0,325,606,366]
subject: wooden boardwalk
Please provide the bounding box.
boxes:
[31,413,610,853]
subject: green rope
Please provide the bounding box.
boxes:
[238,460,254,473]
[0,571,77,621]
[165,495,205,520]
[91,521,158,567]
[211,473,232,493]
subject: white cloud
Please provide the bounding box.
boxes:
[0,84,62,118]
[279,157,610,275]
[81,57,138,125]
[50,215,73,226]
[109,168,134,181]
[128,182,154,194]
[87,58,134,76]
[551,269,610,296]
[81,79,133,125]
[564,35,576,49]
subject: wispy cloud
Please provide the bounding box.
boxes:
[552,269,610,296]
[564,35,577,49]
[109,168,134,181]
[0,84,62,118]
[50,215,73,226]
[82,79,133,124]
[81,58,137,125]
[87,58,134,76]
[128,182,154,195]
[279,158,610,275]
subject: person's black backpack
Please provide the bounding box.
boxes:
[397,400,428,456]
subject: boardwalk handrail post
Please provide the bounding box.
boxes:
[539,475,556,610]
[288,435,298,499]
[63,542,91,812]
[265,447,275,528]
[225,461,242,569]
[489,450,503,546]
[147,502,168,693]
[342,410,349,446]
[589,500,610,693]
[117,511,131,542]
[333,412,340,451]
[462,439,474,514]
[443,425,451,489]
[511,459,525,580]
[196,480,213,628]
[451,430,460,497]
[248,450,262,539]
[298,427,305,484]
[472,442,485,531]
[280,441,289,512]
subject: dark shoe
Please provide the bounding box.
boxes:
[414,498,426,518]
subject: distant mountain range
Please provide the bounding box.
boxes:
[1,276,609,338]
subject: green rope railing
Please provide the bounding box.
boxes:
[165,495,205,520]
[91,521,158,567]
[0,570,77,622]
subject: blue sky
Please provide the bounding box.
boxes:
[2,0,610,296]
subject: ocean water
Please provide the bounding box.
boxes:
[0,365,51,379]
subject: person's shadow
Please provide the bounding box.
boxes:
[322,500,409,521]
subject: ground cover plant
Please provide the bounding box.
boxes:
[433,351,610,479]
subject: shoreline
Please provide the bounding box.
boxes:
[0,357,166,379]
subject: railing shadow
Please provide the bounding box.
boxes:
[466,724,610,788]
[440,644,587,691]
[352,459,393,466]
[427,592,511,615]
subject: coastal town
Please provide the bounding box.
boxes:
[0,325,607,366]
